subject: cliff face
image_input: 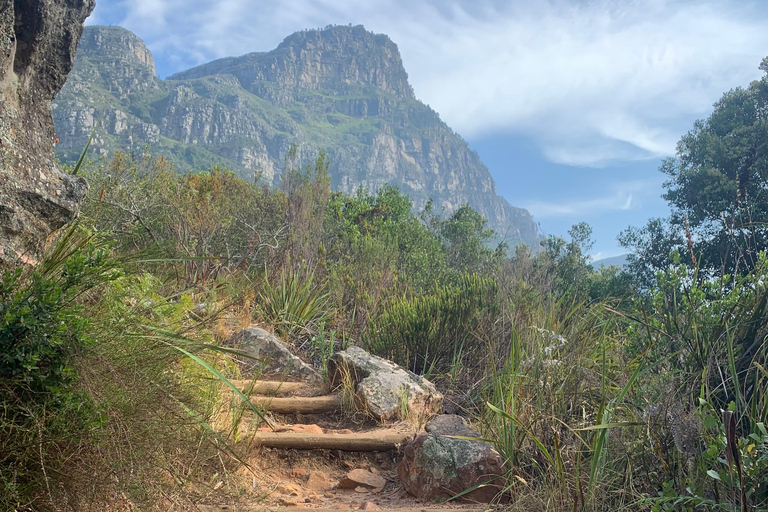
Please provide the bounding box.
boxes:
[53,25,540,248]
[0,0,93,266]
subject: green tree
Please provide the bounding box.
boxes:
[540,222,595,297]
[425,202,499,275]
[621,56,768,280]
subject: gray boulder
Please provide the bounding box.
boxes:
[225,327,321,383]
[328,346,442,422]
[397,415,506,503]
[0,0,94,266]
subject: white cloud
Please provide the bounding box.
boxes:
[89,0,768,167]
[523,180,656,218]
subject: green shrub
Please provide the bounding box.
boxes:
[0,230,120,510]
[257,262,330,339]
[363,273,498,375]
[0,244,118,395]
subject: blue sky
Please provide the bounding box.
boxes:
[86,0,768,259]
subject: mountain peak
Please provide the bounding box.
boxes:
[170,25,414,102]
[80,26,155,76]
[275,24,414,99]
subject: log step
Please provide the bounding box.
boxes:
[251,395,342,414]
[244,428,414,451]
[199,507,485,512]
[230,379,319,396]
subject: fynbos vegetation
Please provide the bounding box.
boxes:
[4,12,768,512]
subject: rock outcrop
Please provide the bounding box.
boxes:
[53,25,541,249]
[225,327,321,383]
[0,0,93,266]
[398,414,506,503]
[328,346,442,422]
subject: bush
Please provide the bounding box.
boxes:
[0,230,120,510]
[363,273,498,375]
[0,226,249,510]
[257,262,330,340]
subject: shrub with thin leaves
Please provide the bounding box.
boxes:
[363,273,498,375]
[257,263,330,339]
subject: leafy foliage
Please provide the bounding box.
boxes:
[622,58,768,281]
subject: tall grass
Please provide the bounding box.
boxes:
[478,294,645,511]
[0,226,264,510]
[477,254,768,511]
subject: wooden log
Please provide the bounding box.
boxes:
[246,429,414,451]
[199,506,485,512]
[230,380,315,396]
[251,395,342,414]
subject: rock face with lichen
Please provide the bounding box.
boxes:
[53,24,541,250]
[328,346,442,422]
[225,327,322,383]
[0,0,93,266]
[398,414,506,502]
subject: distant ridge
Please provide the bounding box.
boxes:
[592,254,629,268]
[53,25,541,249]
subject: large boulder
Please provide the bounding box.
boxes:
[328,346,442,422]
[224,327,321,383]
[397,415,506,503]
[0,0,94,266]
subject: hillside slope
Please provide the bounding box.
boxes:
[53,25,540,248]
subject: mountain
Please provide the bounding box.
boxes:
[53,25,540,248]
[592,254,629,268]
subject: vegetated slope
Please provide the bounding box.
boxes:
[53,25,540,248]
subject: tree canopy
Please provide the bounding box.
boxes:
[621,56,768,281]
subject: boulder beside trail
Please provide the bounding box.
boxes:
[224,327,321,383]
[0,0,94,266]
[397,414,506,503]
[328,346,442,422]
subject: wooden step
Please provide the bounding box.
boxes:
[251,395,342,414]
[199,507,486,512]
[230,379,319,396]
[245,428,414,451]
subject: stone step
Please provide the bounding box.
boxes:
[244,428,415,451]
[251,395,342,414]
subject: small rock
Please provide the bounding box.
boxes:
[290,467,307,479]
[278,499,305,507]
[190,303,208,319]
[306,470,335,491]
[355,486,368,493]
[288,425,323,434]
[277,483,302,496]
[337,429,355,435]
[360,502,381,510]
[338,469,386,492]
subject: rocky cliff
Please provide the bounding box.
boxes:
[0,0,93,266]
[53,25,540,248]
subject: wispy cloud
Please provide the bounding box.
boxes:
[523,180,656,218]
[88,0,768,167]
